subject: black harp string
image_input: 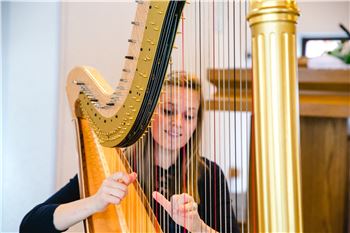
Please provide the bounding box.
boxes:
[233,0,239,229]
[208,0,215,229]
[224,1,228,232]
[138,137,141,231]
[194,0,199,232]
[217,1,222,232]
[150,117,155,229]
[203,1,208,228]
[182,9,186,225]
[178,29,182,232]
[227,0,233,232]
[239,0,243,231]
[245,0,249,232]
[198,1,205,231]
[221,1,226,232]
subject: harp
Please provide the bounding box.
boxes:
[66,0,303,232]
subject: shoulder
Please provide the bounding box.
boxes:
[199,157,226,178]
[200,157,223,170]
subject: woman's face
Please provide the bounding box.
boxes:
[151,85,200,151]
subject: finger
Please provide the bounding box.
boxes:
[105,179,128,192]
[152,191,172,215]
[104,194,121,205]
[178,202,198,213]
[112,172,137,185]
[103,186,126,199]
[177,193,194,205]
[126,172,137,185]
[111,172,126,181]
[179,211,198,219]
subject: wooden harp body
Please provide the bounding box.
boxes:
[67,1,185,232]
[66,0,303,232]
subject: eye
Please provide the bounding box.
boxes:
[185,114,195,120]
[163,108,174,116]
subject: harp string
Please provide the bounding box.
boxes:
[244,1,249,232]
[123,1,253,231]
[212,0,218,230]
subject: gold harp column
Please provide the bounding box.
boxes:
[247,0,303,232]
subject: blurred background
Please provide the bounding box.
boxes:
[1,1,349,232]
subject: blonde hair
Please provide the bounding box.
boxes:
[127,71,206,204]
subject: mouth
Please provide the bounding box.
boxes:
[164,129,182,137]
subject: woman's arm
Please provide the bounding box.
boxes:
[20,172,136,233]
[53,172,137,231]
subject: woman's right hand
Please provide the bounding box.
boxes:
[92,172,137,212]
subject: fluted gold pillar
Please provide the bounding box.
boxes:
[247,1,303,232]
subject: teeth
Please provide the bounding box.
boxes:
[165,130,181,137]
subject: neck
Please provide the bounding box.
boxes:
[154,143,179,169]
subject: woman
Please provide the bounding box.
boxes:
[20,72,239,233]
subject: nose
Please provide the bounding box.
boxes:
[171,113,182,128]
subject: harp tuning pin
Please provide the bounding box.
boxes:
[122,68,130,73]
[125,55,135,60]
[128,39,136,43]
[116,86,126,91]
[135,0,144,4]
[176,31,182,34]
[73,80,85,85]
[172,45,178,50]
[131,21,140,26]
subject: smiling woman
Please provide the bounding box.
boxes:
[126,71,240,233]
[152,73,201,152]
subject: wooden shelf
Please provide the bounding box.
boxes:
[206,68,350,118]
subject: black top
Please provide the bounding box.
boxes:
[20,158,240,233]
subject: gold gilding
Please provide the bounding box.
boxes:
[78,1,169,147]
[248,0,303,232]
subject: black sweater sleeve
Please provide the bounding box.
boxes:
[19,175,80,233]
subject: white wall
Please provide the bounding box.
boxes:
[56,1,135,188]
[298,1,349,33]
[2,2,60,232]
[297,1,350,55]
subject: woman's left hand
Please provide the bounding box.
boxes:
[153,191,205,232]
